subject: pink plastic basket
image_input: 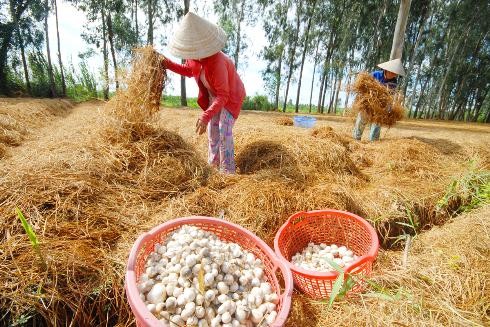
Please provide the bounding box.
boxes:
[126,216,294,327]
[274,209,379,299]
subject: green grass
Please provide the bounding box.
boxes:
[16,208,46,269]
[437,162,490,214]
[162,95,199,109]
[161,94,346,115]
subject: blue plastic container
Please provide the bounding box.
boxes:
[293,116,317,128]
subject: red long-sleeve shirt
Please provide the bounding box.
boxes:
[164,52,246,124]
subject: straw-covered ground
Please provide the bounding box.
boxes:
[0,96,488,326]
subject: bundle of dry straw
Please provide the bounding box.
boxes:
[108,46,166,127]
[275,116,294,126]
[352,72,405,127]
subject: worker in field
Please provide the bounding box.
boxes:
[352,58,405,141]
[162,12,246,174]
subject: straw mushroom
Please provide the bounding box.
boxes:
[138,225,280,326]
[291,242,359,272]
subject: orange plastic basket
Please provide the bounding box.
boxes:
[126,216,294,327]
[274,209,379,299]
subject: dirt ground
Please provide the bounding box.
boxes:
[2,98,488,162]
[0,98,489,326]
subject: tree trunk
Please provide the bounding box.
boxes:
[147,0,153,45]
[2,2,31,94]
[343,48,355,113]
[17,26,31,94]
[329,68,339,113]
[282,0,302,113]
[343,72,352,113]
[44,0,57,97]
[274,46,284,110]
[180,0,190,106]
[403,19,428,99]
[390,0,412,60]
[407,63,422,117]
[448,76,466,120]
[436,30,469,119]
[135,0,139,42]
[332,77,341,114]
[107,13,119,90]
[328,73,337,114]
[101,7,110,100]
[471,89,488,122]
[54,0,66,96]
[294,0,316,113]
[320,69,329,113]
[321,79,328,113]
[308,40,320,113]
[316,68,327,113]
[485,106,490,123]
[234,0,245,68]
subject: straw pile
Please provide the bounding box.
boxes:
[0,98,73,157]
[234,132,363,184]
[0,47,210,326]
[106,46,166,140]
[311,126,350,147]
[352,72,405,127]
[0,89,488,325]
[275,116,294,126]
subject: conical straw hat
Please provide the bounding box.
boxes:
[377,58,406,76]
[168,12,227,60]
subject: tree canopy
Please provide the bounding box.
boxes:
[1,0,489,122]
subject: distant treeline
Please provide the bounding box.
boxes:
[1,0,489,122]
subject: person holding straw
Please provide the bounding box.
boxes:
[162,12,246,174]
[352,58,405,141]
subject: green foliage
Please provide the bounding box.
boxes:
[437,162,490,214]
[214,0,257,67]
[162,95,199,109]
[325,259,355,307]
[28,51,51,97]
[2,0,489,122]
[16,208,46,269]
[9,313,34,327]
[242,95,274,111]
[363,279,413,302]
[65,60,99,102]
[3,68,25,94]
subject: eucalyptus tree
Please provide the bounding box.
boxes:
[294,0,317,113]
[0,0,44,94]
[281,0,302,112]
[214,0,257,69]
[53,0,66,96]
[42,0,57,96]
[260,0,292,109]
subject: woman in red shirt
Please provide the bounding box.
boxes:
[163,12,246,174]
